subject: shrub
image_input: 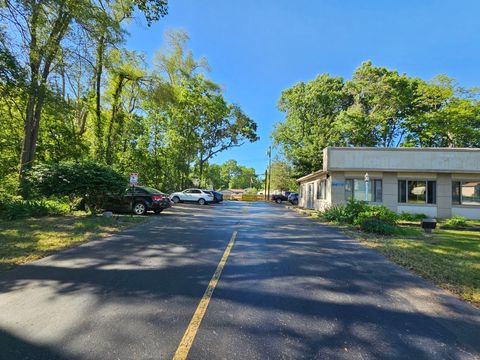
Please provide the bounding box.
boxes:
[26,161,126,214]
[398,212,428,222]
[354,205,398,226]
[0,198,69,220]
[343,199,370,223]
[319,205,349,223]
[443,216,468,228]
[319,199,370,224]
[351,205,400,235]
[358,218,403,235]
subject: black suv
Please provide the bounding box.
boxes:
[203,190,223,203]
[103,186,171,215]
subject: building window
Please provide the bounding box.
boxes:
[317,180,326,200]
[398,180,436,204]
[452,181,480,205]
[345,179,382,202]
[373,179,382,202]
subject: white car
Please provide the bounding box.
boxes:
[169,188,214,205]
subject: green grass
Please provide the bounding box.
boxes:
[0,214,148,271]
[349,225,480,307]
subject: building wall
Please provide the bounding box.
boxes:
[325,147,480,173]
[452,207,480,220]
[298,169,480,219]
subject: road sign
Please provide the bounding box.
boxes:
[129,173,138,186]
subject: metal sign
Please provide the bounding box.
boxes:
[129,173,138,186]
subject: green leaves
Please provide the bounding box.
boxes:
[274,61,480,175]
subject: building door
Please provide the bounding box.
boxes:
[307,183,314,209]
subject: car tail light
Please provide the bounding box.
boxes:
[151,195,164,201]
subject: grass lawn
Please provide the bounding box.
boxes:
[346,223,480,307]
[0,214,148,272]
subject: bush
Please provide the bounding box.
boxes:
[354,206,400,235]
[358,218,403,235]
[26,161,126,214]
[319,199,369,224]
[443,216,468,228]
[398,212,428,222]
[0,198,69,220]
[354,205,398,226]
[319,205,349,223]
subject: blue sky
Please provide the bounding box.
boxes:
[126,0,480,174]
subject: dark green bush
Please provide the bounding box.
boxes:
[354,205,399,234]
[319,199,369,224]
[398,212,428,222]
[358,218,403,235]
[354,205,398,226]
[26,161,126,214]
[318,205,349,223]
[0,198,69,220]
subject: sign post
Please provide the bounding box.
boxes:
[129,173,138,187]
[129,173,139,217]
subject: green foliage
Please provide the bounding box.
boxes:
[357,218,403,235]
[0,198,69,220]
[269,159,298,191]
[354,205,398,226]
[318,199,369,224]
[398,212,428,222]
[319,200,401,235]
[26,162,126,214]
[274,61,480,175]
[443,216,468,229]
[354,205,400,234]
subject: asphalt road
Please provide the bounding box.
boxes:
[0,201,479,360]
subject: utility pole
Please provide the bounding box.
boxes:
[264,169,268,200]
[267,146,272,201]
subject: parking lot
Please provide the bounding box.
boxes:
[0,201,479,359]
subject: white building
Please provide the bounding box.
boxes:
[297,147,480,219]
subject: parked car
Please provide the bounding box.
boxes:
[169,188,214,205]
[102,186,171,215]
[271,191,293,203]
[203,190,223,203]
[288,192,299,205]
[272,194,288,203]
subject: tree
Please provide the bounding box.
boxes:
[404,75,480,147]
[273,61,480,177]
[269,160,297,191]
[273,74,350,175]
[0,0,168,193]
[26,161,126,213]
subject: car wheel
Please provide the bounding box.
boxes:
[154,209,163,214]
[133,202,147,215]
[293,199,299,205]
[198,198,206,205]
[172,196,180,204]
[275,198,282,204]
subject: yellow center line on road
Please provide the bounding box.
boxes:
[172,230,238,360]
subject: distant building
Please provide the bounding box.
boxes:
[297,147,480,219]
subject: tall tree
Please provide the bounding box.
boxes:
[0,0,168,193]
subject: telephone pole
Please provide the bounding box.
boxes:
[264,169,268,200]
[267,146,272,201]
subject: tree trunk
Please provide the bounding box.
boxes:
[105,74,125,165]
[94,35,105,160]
